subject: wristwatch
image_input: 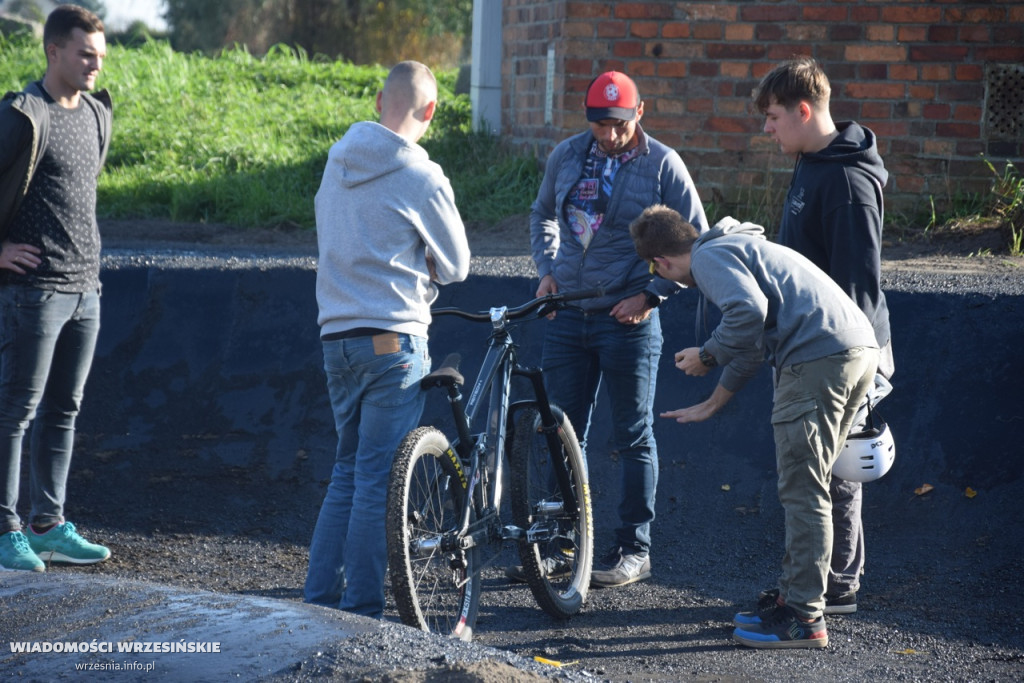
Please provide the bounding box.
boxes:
[644,292,661,309]
[698,346,718,367]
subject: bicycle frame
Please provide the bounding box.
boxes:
[427,300,586,563]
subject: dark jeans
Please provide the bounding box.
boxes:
[0,286,100,532]
[541,307,661,554]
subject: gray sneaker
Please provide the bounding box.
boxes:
[590,547,650,588]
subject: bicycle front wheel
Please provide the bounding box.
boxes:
[386,427,480,640]
[509,406,593,619]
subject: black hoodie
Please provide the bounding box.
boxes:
[777,120,891,351]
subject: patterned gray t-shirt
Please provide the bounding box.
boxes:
[5,95,102,292]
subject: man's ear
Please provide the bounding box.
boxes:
[422,100,437,122]
[375,90,383,115]
[798,101,813,123]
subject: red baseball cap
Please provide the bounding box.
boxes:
[585,71,640,122]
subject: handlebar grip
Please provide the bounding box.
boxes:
[556,287,606,302]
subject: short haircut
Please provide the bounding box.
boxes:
[751,56,831,113]
[44,4,105,48]
[629,205,700,260]
[381,61,437,115]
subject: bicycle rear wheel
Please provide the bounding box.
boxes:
[386,427,480,640]
[509,406,593,619]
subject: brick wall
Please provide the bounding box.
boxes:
[501,0,1024,219]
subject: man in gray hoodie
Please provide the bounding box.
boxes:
[306,61,470,619]
[630,205,878,649]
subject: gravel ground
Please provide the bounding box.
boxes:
[7,219,1023,682]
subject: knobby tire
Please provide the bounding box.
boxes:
[386,427,480,640]
[509,406,593,619]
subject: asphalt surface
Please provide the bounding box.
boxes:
[1,243,1022,681]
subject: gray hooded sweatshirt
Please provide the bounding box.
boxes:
[315,121,470,339]
[691,217,878,394]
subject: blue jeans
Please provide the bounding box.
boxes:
[0,286,101,533]
[541,308,661,554]
[304,332,430,618]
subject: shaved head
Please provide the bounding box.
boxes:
[381,61,437,119]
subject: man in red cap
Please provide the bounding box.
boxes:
[511,70,708,588]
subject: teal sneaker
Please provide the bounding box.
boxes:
[0,530,45,572]
[27,521,110,565]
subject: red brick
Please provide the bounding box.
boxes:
[862,102,891,119]
[740,5,801,22]
[938,86,986,109]
[909,45,969,62]
[946,7,1007,23]
[881,6,943,23]
[685,98,715,114]
[866,25,895,42]
[846,45,907,62]
[630,22,660,39]
[566,2,611,19]
[936,122,980,138]
[615,3,673,20]
[858,64,888,81]
[850,6,880,22]
[598,21,626,38]
[927,25,957,42]
[629,61,657,77]
[846,82,906,100]
[959,25,990,42]
[955,64,983,82]
[686,4,738,22]
[994,25,1024,44]
[923,103,951,120]
[890,64,918,81]
[803,6,848,22]
[662,23,690,39]
[693,23,723,40]
[909,84,936,100]
[897,26,928,42]
[954,105,983,122]
[922,64,951,81]
[689,61,720,78]
[721,62,750,79]
[831,24,863,42]
[787,24,829,41]
[613,41,644,58]
[657,61,688,78]
[766,44,813,61]
[706,116,757,134]
[976,46,1024,62]
[756,23,785,41]
[707,43,767,60]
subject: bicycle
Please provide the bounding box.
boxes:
[386,289,600,641]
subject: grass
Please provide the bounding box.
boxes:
[1,31,1020,254]
[0,32,540,229]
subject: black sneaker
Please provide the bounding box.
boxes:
[590,546,650,588]
[734,588,856,627]
[733,603,829,649]
[505,555,572,583]
[823,590,857,615]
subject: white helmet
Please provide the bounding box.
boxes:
[833,419,895,483]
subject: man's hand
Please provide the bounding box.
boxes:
[0,241,41,274]
[610,292,651,325]
[674,347,710,376]
[536,274,559,319]
[660,384,735,424]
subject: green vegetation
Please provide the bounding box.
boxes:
[0,32,539,229]
[1,32,1019,255]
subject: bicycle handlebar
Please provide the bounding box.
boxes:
[432,287,608,323]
